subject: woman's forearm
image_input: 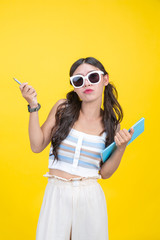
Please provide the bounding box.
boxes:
[28,112,44,152]
[100,147,126,179]
[19,82,45,152]
[100,127,135,179]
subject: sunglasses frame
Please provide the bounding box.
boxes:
[70,70,104,88]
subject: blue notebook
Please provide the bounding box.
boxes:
[101,117,145,163]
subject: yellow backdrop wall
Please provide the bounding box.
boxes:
[0,0,159,239]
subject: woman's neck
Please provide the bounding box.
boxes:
[80,100,102,121]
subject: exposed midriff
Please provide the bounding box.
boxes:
[49,168,82,179]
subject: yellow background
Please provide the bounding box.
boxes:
[0,0,159,239]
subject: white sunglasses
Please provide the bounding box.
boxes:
[70,70,104,88]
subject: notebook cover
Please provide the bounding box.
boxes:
[101,117,145,163]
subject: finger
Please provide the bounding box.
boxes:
[114,135,121,146]
[119,128,134,142]
[23,85,32,94]
[129,127,134,136]
[121,128,132,139]
[118,129,128,138]
[116,131,127,143]
[32,92,37,98]
[30,92,37,98]
[19,82,28,90]
[27,88,36,95]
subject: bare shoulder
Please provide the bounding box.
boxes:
[41,98,66,128]
[52,98,66,109]
[47,98,66,118]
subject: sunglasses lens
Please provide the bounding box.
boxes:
[72,76,83,87]
[88,72,100,83]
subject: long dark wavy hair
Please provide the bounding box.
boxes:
[51,57,123,165]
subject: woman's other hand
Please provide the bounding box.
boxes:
[114,127,134,152]
[19,82,38,108]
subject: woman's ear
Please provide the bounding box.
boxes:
[104,74,109,86]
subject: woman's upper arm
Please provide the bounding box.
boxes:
[40,98,66,150]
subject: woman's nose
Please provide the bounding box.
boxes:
[84,78,91,87]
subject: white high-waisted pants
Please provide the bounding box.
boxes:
[36,176,109,240]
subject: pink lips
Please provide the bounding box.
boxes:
[84,89,94,94]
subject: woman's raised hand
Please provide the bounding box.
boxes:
[19,82,38,108]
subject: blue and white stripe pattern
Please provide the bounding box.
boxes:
[48,128,107,178]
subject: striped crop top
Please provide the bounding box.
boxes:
[45,128,107,179]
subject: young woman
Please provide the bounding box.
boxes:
[19,57,134,240]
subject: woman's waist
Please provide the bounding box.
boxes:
[43,168,101,181]
[48,168,83,179]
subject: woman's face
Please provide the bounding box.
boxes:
[71,63,109,103]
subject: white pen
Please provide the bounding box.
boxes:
[13,77,21,85]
